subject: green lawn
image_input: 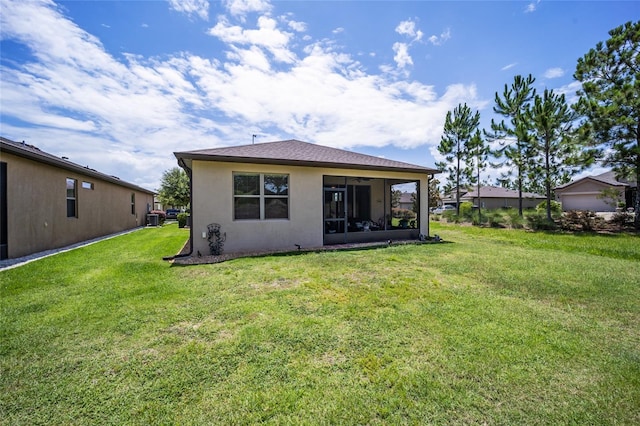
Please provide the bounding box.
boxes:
[1,223,639,425]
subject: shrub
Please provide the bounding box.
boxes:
[609,211,630,229]
[505,210,525,229]
[526,212,557,231]
[148,210,166,225]
[560,210,603,232]
[459,202,474,220]
[177,212,188,228]
[486,211,505,228]
[392,208,416,220]
[536,200,562,217]
[443,210,459,223]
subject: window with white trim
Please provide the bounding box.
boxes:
[66,178,77,218]
[233,173,289,220]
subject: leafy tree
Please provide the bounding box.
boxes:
[574,20,640,228]
[488,74,537,216]
[157,167,190,209]
[436,103,481,215]
[467,130,489,222]
[528,89,584,221]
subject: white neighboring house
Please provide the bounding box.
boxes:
[554,171,636,212]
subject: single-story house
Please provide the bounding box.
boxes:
[0,137,155,260]
[174,139,438,255]
[554,171,637,212]
[442,186,545,209]
[398,192,415,210]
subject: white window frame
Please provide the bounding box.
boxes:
[66,178,77,218]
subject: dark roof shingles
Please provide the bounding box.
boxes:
[176,139,437,173]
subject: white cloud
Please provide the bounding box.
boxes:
[525,0,541,13]
[395,19,423,42]
[543,67,564,79]
[555,80,582,105]
[428,28,451,46]
[208,15,296,63]
[287,20,307,32]
[168,0,209,20]
[393,42,413,68]
[0,0,485,189]
[332,27,344,34]
[223,0,272,17]
[501,62,517,71]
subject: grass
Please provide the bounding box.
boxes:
[1,223,639,425]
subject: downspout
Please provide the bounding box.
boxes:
[163,157,193,260]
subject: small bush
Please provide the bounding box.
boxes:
[560,210,603,232]
[526,212,557,231]
[609,211,631,229]
[392,208,416,219]
[148,210,166,225]
[486,211,505,228]
[177,212,188,228]
[459,202,474,219]
[443,210,459,223]
[505,210,525,229]
[536,200,562,217]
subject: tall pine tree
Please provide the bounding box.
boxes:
[467,130,489,223]
[436,103,481,215]
[488,74,537,216]
[528,89,583,221]
[575,21,640,228]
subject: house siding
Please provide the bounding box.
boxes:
[556,180,623,212]
[473,197,542,210]
[2,151,153,259]
[191,160,429,255]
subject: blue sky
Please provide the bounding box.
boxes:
[1,0,637,190]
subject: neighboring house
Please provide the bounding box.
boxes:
[554,171,637,212]
[0,137,155,260]
[174,139,438,255]
[398,192,415,210]
[441,186,545,209]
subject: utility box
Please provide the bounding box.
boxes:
[147,214,159,227]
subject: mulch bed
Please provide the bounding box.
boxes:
[170,239,437,266]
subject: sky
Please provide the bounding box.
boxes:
[1,0,638,191]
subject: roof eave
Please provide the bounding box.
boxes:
[174,152,439,175]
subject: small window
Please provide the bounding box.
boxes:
[82,181,93,190]
[66,178,77,218]
[131,193,135,215]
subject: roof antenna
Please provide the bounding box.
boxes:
[252,134,257,144]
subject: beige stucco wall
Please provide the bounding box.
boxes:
[3,152,154,258]
[470,197,542,210]
[190,160,429,255]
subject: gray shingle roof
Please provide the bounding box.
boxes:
[175,139,438,174]
[555,170,635,190]
[443,185,544,200]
